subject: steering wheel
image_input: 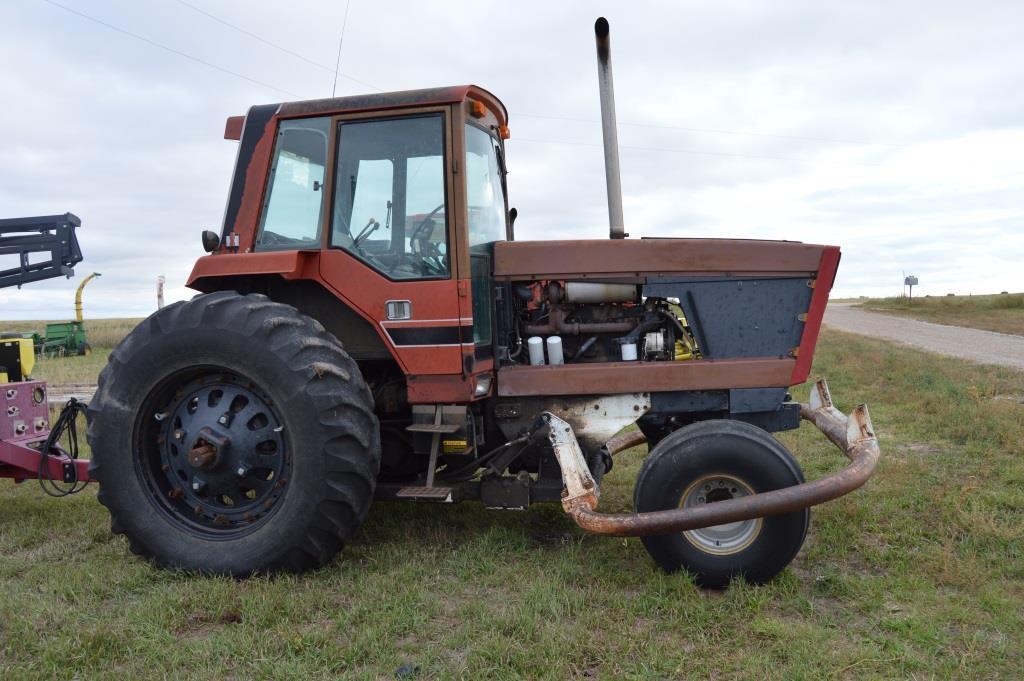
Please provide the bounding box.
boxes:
[409,203,446,256]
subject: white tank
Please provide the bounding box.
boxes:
[546,336,564,365]
[564,282,636,304]
[527,336,546,365]
[620,341,638,361]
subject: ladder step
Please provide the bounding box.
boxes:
[406,423,461,433]
[396,486,455,502]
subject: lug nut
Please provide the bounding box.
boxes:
[236,464,249,477]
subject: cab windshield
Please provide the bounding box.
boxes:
[465,124,507,248]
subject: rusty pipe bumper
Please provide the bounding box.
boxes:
[556,379,880,537]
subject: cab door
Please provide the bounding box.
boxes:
[318,110,466,377]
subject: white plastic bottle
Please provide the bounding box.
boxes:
[527,336,546,365]
[546,336,564,365]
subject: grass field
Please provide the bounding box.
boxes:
[2,328,1023,679]
[0,318,141,385]
[858,293,1024,336]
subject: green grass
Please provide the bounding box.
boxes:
[2,329,1023,679]
[859,293,1024,336]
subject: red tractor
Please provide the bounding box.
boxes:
[88,19,879,587]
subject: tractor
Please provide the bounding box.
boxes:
[88,19,879,587]
[37,271,101,357]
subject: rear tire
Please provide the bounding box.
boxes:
[87,292,380,575]
[634,419,809,588]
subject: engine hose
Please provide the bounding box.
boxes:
[571,336,599,362]
[622,319,662,343]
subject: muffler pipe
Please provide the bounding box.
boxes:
[553,379,882,537]
[594,17,626,240]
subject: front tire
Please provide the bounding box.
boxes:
[87,292,380,575]
[634,420,809,588]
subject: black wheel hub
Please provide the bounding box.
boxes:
[142,372,289,535]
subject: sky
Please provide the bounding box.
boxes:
[1,0,1022,319]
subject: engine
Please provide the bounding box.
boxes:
[498,281,700,366]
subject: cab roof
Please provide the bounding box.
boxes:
[225,85,507,140]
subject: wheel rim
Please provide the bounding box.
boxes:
[680,474,763,555]
[136,370,289,537]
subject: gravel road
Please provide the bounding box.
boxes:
[824,303,1024,371]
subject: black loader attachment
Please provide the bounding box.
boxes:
[0,213,83,289]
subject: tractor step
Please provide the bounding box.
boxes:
[396,485,455,502]
[405,422,461,434]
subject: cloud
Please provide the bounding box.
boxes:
[1,0,1022,320]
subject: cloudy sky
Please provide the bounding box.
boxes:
[2,0,1022,319]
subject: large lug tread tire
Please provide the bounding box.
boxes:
[87,292,380,575]
[634,419,809,588]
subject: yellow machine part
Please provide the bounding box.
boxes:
[672,309,699,361]
[0,337,35,381]
[75,272,102,323]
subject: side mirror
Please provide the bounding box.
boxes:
[201,230,221,253]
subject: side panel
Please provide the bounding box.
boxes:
[494,238,826,279]
[645,276,813,359]
[318,246,465,377]
[496,358,796,397]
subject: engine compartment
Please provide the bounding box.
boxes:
[498,280,701,366]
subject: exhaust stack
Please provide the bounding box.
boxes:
[594,17,626,239]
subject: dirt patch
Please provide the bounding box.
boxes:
[175,609,243,640]
[905,442,944,455]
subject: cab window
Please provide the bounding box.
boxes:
[465,124,507,247]
[331,114,449,279]
[256,117,330,249]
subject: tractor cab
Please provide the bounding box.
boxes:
[190,86,511,402]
